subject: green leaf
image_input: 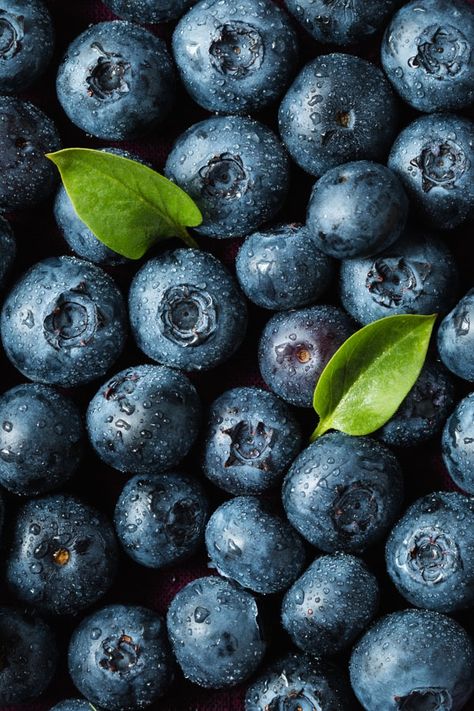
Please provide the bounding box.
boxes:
[311,313,437,441]
[46,148,203,259]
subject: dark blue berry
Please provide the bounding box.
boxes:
[103,0,194,22]
[438,289,474,382]
[0,216,15,289]
[442,394,474,494]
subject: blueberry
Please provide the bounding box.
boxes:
[278,53,399,177]
[68,604,174,710]
[282,553,379,657]
[442,393,474,494]
[114,471,209,568]
[129,249,247,371]
[173,0,298,114]
[381,0,474,113]
[0,0,54,94]
[0,383,84,496]
[284,0,402,47]
[386,491,474,613]
[0,607,57,704]
[165,116,289,239]
[6,494,118,616]
[205,496,306,594]
[0,96,61,212]
[236,224,335,310]
[202,386,302,495]
[0,216,15,288]
[283,432,404,553]
[51,701,100,711]
[87,364,201,474]
[56,21,176,140]
[167,575,266,688]
[388,113,474,230]
[438,289,474,381]
[245,652,357,711]
[307,161,408,259]
[258,305,355,408]
[103,0,194,23]
[340,230,459,325]
[1,256,127,387]
[377,360,455,448]
[350,608,474,711]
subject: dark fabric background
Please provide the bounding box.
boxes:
[1,1,474,709]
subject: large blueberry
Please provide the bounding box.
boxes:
[246,653,357,711]
[56,21,175,140]
[438,290,474,382]
[382,0,474,112]
[388,113,474,230]
[68,604,174,710]
[236,224,334,310]
[103,0,194,22]
[386,491,474,612]
[0,383,84,496]
[1,256,127,387]
[442,393,474,494]
[173,0,298,114]
[377,360,455,448]
[307,161,408,259]
[0,216,15,288]
[350,609,474,711]
[205,496,306,594]
[167,576,266,688]
[114,471,209,568]
[282,553,379,657]
[340,231,459,325]
[202,386,302,495]
[165,116,289,239]
[0,607,57,704]
[6,494,118,616]
[0,96,60,212]
[129,249,247,371]
[87,364,201,474]
[283,432,403,552]
[259,305,355,407]
[279,53,399,177]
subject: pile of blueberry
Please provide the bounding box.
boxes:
[0,0,473,709]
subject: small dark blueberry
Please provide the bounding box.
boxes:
[438,289,474,382]
[442,393,474,495]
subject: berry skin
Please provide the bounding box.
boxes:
[307,161,409,259]
[388,113,474,230]
[68,604,174,711]
[0,216,15,289]
[235,223,335,310]
[381,0,474,113]
[114,471,209,569]
[56,21,176,140]
[282,553,379,657]
[0,607,58,705]
[87,364,201,475]
[1,256,127,388]
[103,0,194,23]
[129,249,247,372]
[278,53,399,177]
[340,231,459,326]
[205,496,306,595]
[350,609,474,711]
[165,116,289,239]
[0,0,54,94]
[386,491,474,613]
[245,652,358,711]
[167,575,266,688]
[202,386,302,495]
[377,360,455,448]
[6,494,119,616]
[438,289,474,382]
[283,432,404,553]
[51,701,100,711]
[172,0,298,114]
[0,96,61,212]
[0,383,84,496]
[284,0,401,47]
[442,394,474,494]
[258,305,355,408]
